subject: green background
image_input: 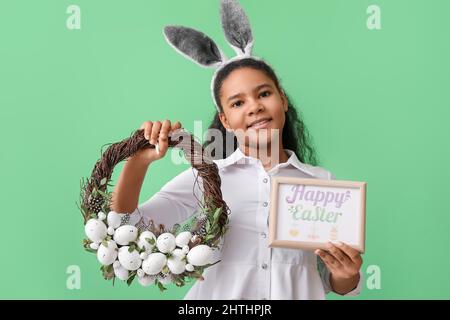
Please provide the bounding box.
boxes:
[0,0,449,299]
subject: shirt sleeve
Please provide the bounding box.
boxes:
[316,170,364,296]
[127,167,204,229]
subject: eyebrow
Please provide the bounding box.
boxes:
[226,83,273,103]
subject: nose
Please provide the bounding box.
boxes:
[247,99,264,116]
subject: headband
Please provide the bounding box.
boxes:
[163,0,264,112]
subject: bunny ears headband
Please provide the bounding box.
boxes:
[163,0,263,112]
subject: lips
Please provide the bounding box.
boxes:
[247,118,272,129]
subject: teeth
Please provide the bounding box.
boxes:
[250,119,270,127]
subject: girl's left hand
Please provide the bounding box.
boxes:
[315,241,363,279]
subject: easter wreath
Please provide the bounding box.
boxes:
[78,128,230,291]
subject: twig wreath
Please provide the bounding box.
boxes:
[78,128,230,291]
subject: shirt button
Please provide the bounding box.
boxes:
[260,232,267,238]
[263,178,268,183]
[263,202,268,207]
[261,263,268,270]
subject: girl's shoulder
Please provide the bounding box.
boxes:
[297,162,335,180]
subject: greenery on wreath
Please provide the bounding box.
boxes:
[78,176,228,292]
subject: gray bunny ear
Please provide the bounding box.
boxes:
[163,25,227,68]
[220,0,254,56]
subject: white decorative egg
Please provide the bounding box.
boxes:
[158,275,171,285]
[98,211,106,220]
[107,227,115,236]
[137,269,145,278]
[171,248,185,259]
[142,253,167,275]
[113,261,121,269]
[187,245,213,266]
[85,219,107,243]
[181,245,190,255]
[140,252,148,260]
[156,233,176,253]
[89,242,99,250]
[97,240,118,266]
[107,211,123,229]
[167,256,186,275]
[137,231,156,252]
[175,232,192,248]
[113,225,138,246]
[118,246,142,271]
[138,275,154,287]
[185,264,194,272]
[114,265,129,281]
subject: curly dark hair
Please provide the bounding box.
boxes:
[202,57,319,166]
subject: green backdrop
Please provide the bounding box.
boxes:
[0,0,449,299]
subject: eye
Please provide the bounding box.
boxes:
[232,100,244,108]
[259,90,271,98]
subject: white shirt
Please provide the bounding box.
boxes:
[129,147,363,300]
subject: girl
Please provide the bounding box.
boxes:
[111,57,363,299]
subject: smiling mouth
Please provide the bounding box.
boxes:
[248,119,272,129]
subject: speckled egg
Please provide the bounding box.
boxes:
[167,256,186,275]
[118,246,142,271]
[114,265,129,281]
[137,231,156,252]
[113,225,138,246]
[187,245,213,266]
[142,253,167,275]
[138,275,154,287]
[156,233,176,253]
[175,231,192,248]
[85,219,107,243]
[97,240,118,266]
[107,211,123,229]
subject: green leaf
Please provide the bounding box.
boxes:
[213,207,221,223]
[105,264,113,273]
[156,280,167,292]
[171,224,181,235]
[126,272,136,286]
[202,259,221,268]
[102,240,108,247]
[84,248,97,254]
[97,189,108,197]
[146,237,155,245]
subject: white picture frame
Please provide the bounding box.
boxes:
[268,176,366,253]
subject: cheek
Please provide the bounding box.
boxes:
[229,113,247,129]
[273,108,286,129]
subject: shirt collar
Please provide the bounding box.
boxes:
[216,146,318,178]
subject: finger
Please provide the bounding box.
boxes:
[145,122,153,140]
[315,251,338,273]
[335,242,362,264]
[159,120,171,155]
[160,120,171,139]
[141,121,153,140]
[315,249,341,270]
[150,121,162,145]
[171,121,182,131]
[326,242,351,266]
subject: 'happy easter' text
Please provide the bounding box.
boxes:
[290,204,343,223]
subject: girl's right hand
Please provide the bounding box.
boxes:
[133,120,182,164]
